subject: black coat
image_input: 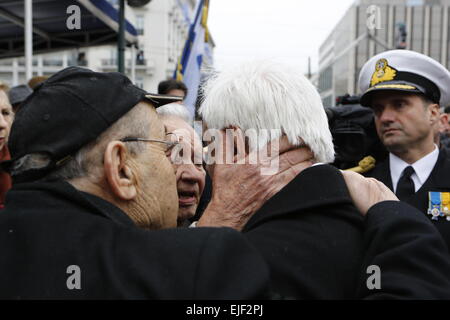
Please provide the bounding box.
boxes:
[243,164,450,299]
[0,180,269,299]
[366,147,450,249]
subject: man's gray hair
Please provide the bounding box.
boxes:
[199,60,335,163]
[11,102,151,181]
[157,102,191,123]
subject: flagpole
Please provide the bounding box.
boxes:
[25,0,33,81]
[118,0,125,73]
[131,44,136,83]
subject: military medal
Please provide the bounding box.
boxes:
[441,192,450,221]
[428,192,442,221]
[428,192,450,221]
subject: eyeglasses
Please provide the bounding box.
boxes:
[120,133,180,153]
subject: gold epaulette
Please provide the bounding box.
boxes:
[345,156,376,174]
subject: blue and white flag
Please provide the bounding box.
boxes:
[174,0,210,117]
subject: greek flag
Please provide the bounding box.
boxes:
[174,0,210,117]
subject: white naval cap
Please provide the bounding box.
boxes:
[358,50,450,107]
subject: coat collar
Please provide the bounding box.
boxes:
[6,179,135,227]
[243,164,355,231]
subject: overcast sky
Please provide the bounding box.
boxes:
[208,0,356,74]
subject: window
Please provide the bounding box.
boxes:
[411,7,424,52]
[0,74,12,86]
[135,77,144,89]
[136,15,145,36]
[76,52,87,67]
[318,66,333,93]
[406,0,424,6]
[429,6,442,62]
[136,50,145,65]
[43,59,63,67]
[18,58,38,66]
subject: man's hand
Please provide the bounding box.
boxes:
[198,128,314,230]
[340,170,398,216]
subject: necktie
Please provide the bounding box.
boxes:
[396,166,415,201]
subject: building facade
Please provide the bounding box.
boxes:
[318,0,450,107]
[0,0,202,92]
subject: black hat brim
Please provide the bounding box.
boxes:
[360,81,425,107]
[144,93,183,107]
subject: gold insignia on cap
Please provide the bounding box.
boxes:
[367,84,417,91]
[370,58,397,87]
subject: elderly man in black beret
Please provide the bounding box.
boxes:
[0,67,286,299]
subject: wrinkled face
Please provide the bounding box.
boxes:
[162,116,205,225]
[371,91,436,153]
[129,105,178,229]
[0,90,13,151]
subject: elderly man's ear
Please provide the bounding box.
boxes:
[103,141,137,200]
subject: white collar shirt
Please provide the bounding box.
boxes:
[390,145,439,193]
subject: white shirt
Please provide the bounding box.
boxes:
[390,145,439,193]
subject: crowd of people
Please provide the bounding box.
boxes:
[0,48,449,299]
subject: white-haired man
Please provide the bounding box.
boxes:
[199,60,450,299]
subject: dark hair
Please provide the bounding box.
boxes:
[445,106,450,114]
[420,94,435,107]
[157,79,187,96]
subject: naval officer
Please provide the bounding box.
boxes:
[359,50,450,249]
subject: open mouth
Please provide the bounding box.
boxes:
[178,191,197,206]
